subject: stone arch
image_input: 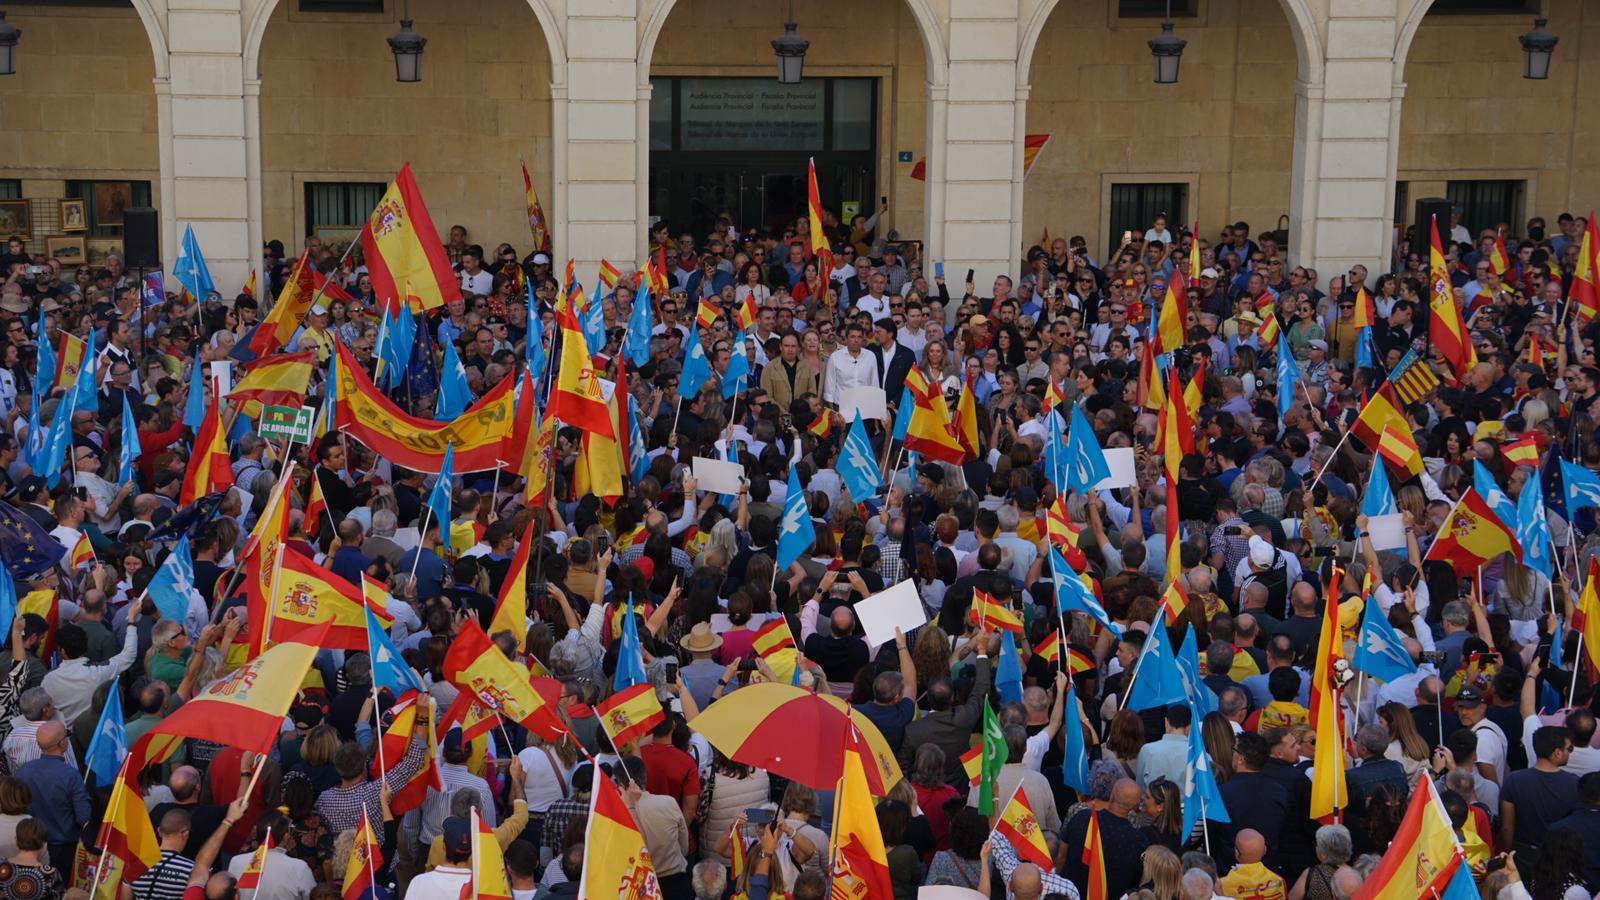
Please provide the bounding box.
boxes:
[636,0,949,87]
[127,0,171,79]
[1393,0,1435,79]
[1016,0,1325,87]
[242,0,566,85]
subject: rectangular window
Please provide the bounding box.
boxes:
[1117,0,1198,17]
[831,79,874,152]
[1108,182,1187,258]
[1393,181,1409,226]
[304,182,385,237]
[1446,179,1523,237]
[297,0,385,11]
[0,181,19,201]
[63,180,152,237]
[1426,0,1535,14]
[649,79,673,152]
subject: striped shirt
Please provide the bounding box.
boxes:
[128,850,194,900]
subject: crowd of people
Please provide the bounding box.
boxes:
[0,196,1597,900]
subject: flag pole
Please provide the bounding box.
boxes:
[1116,601,1164,713]
[363,590,388,785]
[409,503,433,585]
[1307,429,1353,494]
[88,756,130,900]
[1571,632,1584,709]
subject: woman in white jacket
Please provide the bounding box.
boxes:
[697,751,771,867]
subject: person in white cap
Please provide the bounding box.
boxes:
[1302,338,1330,388]
[301,302,334,362]
[1235,534,1300,620]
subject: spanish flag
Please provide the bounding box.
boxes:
[489,516,535,652]
[598,258,621,291]
[595,682,665,749]
[968,590,1023,634]
[549,297,614,435]
[696,298,719,330]
[302,474,329,539]
[378,691,440,815]
[735,292,757,331]
[961,744,982,786]
[1377,422,1424,477]
[248,251,317,358]
[1352,284,1376,330]
[228,351,316,409]
[54,332,87,392]
[180,383,233,506]
[470,808,513,900]
[1423,487,1521,574]
[521,159,551,253]
[577,772,663,899]
[806,157,832,275]
[92,756,161,895]
[69,531,94,570]
[442,620,568,741]
[438,689,500,745]
[806,409,835,437]
[1065,646,1095,675]
[1489,232,1511,277]
[360,163,460,313]
[1156,269,1187,353]
[751,616,796,658]
[954,373,981,460]
[1308,571,1346,823]
[255,546,392,652]
[1578,557,1600,676]
[18,590,56,659]
[1350,778,1467,900]
[1161,580,1190,626]
[134,622,328,760]
[1572,212,1600,324]
[831,721,894,900]
[1033,632,1061,664]
[241,268,257,299]
[520,404,557,509]
[995,785,1053,869]
[235,830,271,891]
[1138,336,1165,412]
[1351,381,1408,451]
[341,808,383,900]
[1045,493,1081,547]
[1428,217,1476,382]
[1184,357,1206,421]
[238,468,293,660]
[1083,807,1109,900]
[902,367,966,465]
[574,358,625,501]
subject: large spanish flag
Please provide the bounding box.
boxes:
[902,367,966,465]
[359,163,460,312]
[1422,487,1521,574]
[248,251,318,358]
[549,301,616,435]
[1156,273,1187,353]
[1308,579,1347,823]
[995,785,1053,869]
[954,373,981,460]
[577,772,663,900]
[521,159,551,254]
[594,682,665,749]
[1572,211,1600,324]
[137,623,328,760]
[1082,807,1109,900]
[331,342,515,474]
[1351,778,1466,900]
[442,620,568,741]
[471,808,513,900]
[831,721,894,900]
[93,756,162,893]
[1351,381,1408,451]
[254,545,393,652]
[489,516,534,651]
[180,384,233,506]
[373,691,439,816]
[806,157,829,260]
[1428,217,1475,383]
[228,351,316,409]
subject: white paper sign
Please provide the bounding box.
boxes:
[710,612,781,635]
[692,456,747,494]
[919,889,987,900]
[209,360,233,396]
[855,579,927,648]
[1092,446,1138,490]
[840,385,888,423]
[1367,513,1407,551]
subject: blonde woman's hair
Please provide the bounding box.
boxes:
[1140,845,1182,899]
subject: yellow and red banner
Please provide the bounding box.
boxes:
[378,691,440,815]
[1082,807,1109,900]
[490,516,535,651]
[471,808,513,900]
[251,546,392,652]
[180,385,233,506]
[341,809,382,900]
[442,620,568,741]
[93,756,161,894]
[752,616,795,658]
[832,723,894,900]
[1309,566,1346,823]
[903,367,966,466]
[995,786,1053,869]
[1422,487,1522,574]
[521,159,551,254]
[1350,778,1466,900]
[969,590,1023,634]
[1352,382,1408,451]
[228,351,316,409]
[1572,211,1600,324]
[1428,217,1475,382]
[54,332,86,392]
[249,251,317,357]
[302,475,329,539]
[1377,423,1423,477]
[594,682,665,749]
[361,163,460,313]
[548,300,614,436]
[577,772,663,900]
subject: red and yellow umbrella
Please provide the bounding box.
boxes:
[688,683,902,795]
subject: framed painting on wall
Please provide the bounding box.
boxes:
[93,182,132,227]
[0,201,31,240]
[59,199,88,233]
[46,236,87,267]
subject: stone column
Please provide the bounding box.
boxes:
[1289,4,1401,280]
[938,0,1020,287]
[160,0,253,289]
[563,0,642,276]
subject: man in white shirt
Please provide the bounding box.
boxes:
[41,622,138,729]
[854,272,892,322]
[226,814,317,900]
[823,322,881,406]
[421,728,497,848]
[1456,688,1508,784]
[457,246,494,297]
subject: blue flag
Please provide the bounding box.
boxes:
[1051,545,1123,637]
[1543,445,1569,524]
[775,465,815,572]
[73,331,97,412]
[580,287,607,357]
[33,334,54,400]
[1551,613,1565,669]
[892,385,914,443]
[366,606,426,696]
[387,311,417,392]
[1044,418,1068,489]
[1352,597,1418,683]
[0,501,65,582]
[428,444,455,553]
[183,352,206,429]
[721,333,750,400]
[172,225,215,300]
[613,597,649,692]
[1181,719,1230,841]
[1438,857,1479,900]
[1064,404,1112,493]
[525,281,546,381]
[118,394,141,486]
[1355,325,1374,370]
[1125,621,1186,710]
[996,630,1023,704]
[83,685,127,787]
[626,285,654,368]
[627,396,649,484]
[0,564,16,643]
[40,385,77,489]
[1473,460,1519,531]
[1176,627,1217,717]
[679,321,711,401]
[839,412,881,503]
[1276,330,1298,427]
[1517,469,1553,579]
[437,336,471,420]
[148,535,196,627]
[23,400,43,479]
[1562,458,1600,514]
[1360,458,1397,518]
[1061,685,1090,795]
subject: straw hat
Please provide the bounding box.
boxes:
[679,622,723,654]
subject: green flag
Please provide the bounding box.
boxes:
[978,696,1006,815]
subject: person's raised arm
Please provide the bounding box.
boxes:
[673,670,701,721]
[894,627,915,695]
[645,578,681,637]
[548,583,582,633]
[593,548,613,610]
[1521,656,1540,719]
[1045,669,1067,739]
[188,798,250,886]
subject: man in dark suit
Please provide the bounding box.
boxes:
[900,634,992,783]
[1214,732,1290,871]
[872,318,917,405]
[1343,722,1411,854]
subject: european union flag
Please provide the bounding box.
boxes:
[408,316,439,400]
[1543,444,1569,524]
[84,683,127,786]
[0,501,64,582]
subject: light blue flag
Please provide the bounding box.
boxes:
[40,387,77,488]
[1517,470,1553,578]
[1180,719,1230,841]
[775,465,815,572]
[148,535,195,627]
[1355,325,1374,370]
[118,394,141,486]
[1125,621,1186,710]
[436,336,471,420]
[1064,404,1112,493]
[581,286,607,356]
[1061,686,1090,795]
[1551,613,1565,669]
[678,321,711,401]
[33,333,54,399]
[613,597,649,692]
[1276,330,1298,427]
[1472,462,1521,555]
[83,685,127,786]
[892,385,914,443]
[1352,597,1418,683]
[1438,856,1479,900]
[1360,458,1397,518]
[0,566,16,645]
[1044,420,1069,489]
[1175,627,1217,717]
[24,400,44,477]
[1051,544,1123,637]
[839,411,881,503]
[626,285,654,368]
[428,444,455,554]
[721,332,750,400]
[183,352,206,429]
[996,630,1023,704]
[388,311,417,392]
[366,606,426,696]
[172,225,215,300]
[73,331,97,411]
[1562,459,1600,514]
[627,396,649,484]
[525,281,546,382]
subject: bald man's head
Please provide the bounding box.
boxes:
[829,606,854,637]
[1009,863,1043,897]
[1110,778,1142,816]
[169,766,201,802]
[1235,829,1266,864]
[35,720,66,755]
